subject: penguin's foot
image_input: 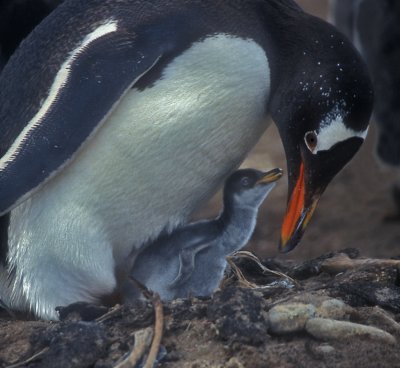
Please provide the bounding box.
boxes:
[56,302,109,321]
[55,286,121,321]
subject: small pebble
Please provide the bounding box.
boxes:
[306,318,397,345]
[268,303,316,334]
[315,343,335,354]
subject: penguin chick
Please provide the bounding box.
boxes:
[129,168,282,300]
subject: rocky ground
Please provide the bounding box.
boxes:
[1,249,400,368]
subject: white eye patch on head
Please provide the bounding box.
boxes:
[304,106,369,154]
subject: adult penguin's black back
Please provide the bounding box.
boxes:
[0,0,63,70]
[0,0,372,319]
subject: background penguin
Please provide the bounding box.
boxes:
[330,0,400,216]
[0,0,373,319]
[130,168,282,300]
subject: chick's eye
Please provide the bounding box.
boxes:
[241,177,250,187]
[304,131,318,151]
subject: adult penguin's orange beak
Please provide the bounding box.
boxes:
[279,162,319,253]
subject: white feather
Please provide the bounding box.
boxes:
[309,105,368,153]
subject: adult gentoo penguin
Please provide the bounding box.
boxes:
[0,0,373,320]
[131,168,282,300]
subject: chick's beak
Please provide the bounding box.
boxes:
[279,162,320,253]
[256,168,283,185]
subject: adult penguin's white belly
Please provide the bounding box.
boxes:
[7,35,270,316]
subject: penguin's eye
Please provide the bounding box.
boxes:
[304,131,318,152]
[241,177,251,187]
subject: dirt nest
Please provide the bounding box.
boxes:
[1,249,400,368]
